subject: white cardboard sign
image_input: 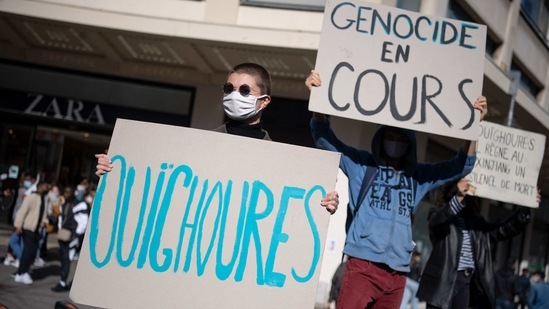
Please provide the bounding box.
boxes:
[309,0,487,140]
[466,121,546,208]
[70,119,341,309]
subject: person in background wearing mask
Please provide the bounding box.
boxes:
[12,173,36,221]
[95,62,340,210]
[33,183,63,267]
[74,177,89,202]
[13,180,50,285]
[528,270,549,309]
[305,70,487,308]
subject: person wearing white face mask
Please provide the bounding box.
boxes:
[215,62,273,140]
[95,63,340,214]
[305,70,488,309]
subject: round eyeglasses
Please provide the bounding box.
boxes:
[223,83,252,97]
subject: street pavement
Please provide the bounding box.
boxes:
[0,223,101,309]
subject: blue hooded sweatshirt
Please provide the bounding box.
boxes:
[311,118,476,272]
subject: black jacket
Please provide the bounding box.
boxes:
[416,198,530,309]
[59,196,80,233]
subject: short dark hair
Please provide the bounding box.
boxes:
[533,270,545,279]
[230,63,272,96]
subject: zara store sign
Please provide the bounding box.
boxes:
[24,93,106,125]
[0,87,191,127]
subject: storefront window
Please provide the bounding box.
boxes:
[31,127,110,189]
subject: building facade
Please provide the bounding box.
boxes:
[0,0,548,306]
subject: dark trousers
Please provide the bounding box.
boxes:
[58,240,71,282]
[427,270,472,309]
[17,229,39,275]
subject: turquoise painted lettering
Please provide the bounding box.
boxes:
[264,186,302,287]
[196,181,224,276]
[116,166,147,267]
[173,174,199,272]
[149,164,193,272]
[89,155,127,268]
[137,163,168,268]
[235,181,274,284]
[89,155,328,288]
[215,181,247,280]
[292,185,324,282]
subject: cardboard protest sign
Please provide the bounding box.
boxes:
[309,0,487,140]
[466,121,546,208]
[70,119,340,309]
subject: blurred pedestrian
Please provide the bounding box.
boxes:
[494,261,518,309]
[74,177,89,202]
[327,260,347,309]
[516,268,530,309]
[400,251,422,309]
[528,270,549,309]
[51,186,80,292]
[1,185,15,222]
[72,189,92,260]
[13,180,50,285]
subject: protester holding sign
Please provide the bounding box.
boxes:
[417,178,539,309]
[96,63,339,209]
[305,70,487,308]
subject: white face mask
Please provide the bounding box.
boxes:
[85,196,93,204]
[23,180,32,188]
[223,92,266,121]
[383,140,408,158]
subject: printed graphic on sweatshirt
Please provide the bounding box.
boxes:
[368,167,414,218]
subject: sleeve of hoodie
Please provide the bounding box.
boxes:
[310,118,371,179]
[415,148,476,195]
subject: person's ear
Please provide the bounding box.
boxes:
[258,95,270,109]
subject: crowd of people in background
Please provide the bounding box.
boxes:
[0,171,93,292]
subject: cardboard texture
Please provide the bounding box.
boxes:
[70,119,341,308]
[309,0,487,140]
[466,121,546,208]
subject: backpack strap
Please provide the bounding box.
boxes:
[345,166,378,235]
[357,166,377,210]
